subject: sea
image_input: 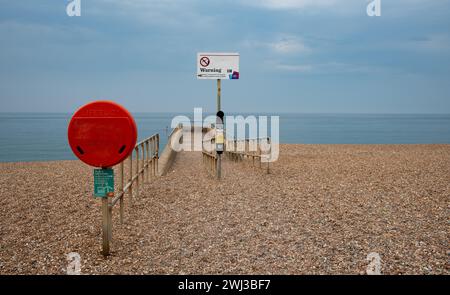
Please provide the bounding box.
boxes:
[0,113,449,162]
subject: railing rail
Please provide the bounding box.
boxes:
[225,137,271,174]
[102,133,159,256]
[202,132,217,176]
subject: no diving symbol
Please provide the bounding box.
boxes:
[200,57,210,67]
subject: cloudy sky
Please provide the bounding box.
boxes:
[0,0,449,113]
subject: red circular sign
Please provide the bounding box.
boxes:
[68,101,137,168]
[200,56,210,67]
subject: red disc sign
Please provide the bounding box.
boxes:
[68,101,137,168]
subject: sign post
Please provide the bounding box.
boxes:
[93,168,114,255]
[216,111,224,179]
[68,101,137,256]
[197,53,239,180]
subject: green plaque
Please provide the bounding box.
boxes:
[94,169,114,198]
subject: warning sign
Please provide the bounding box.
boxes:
[197,52,239,80]
[94,169,114,198]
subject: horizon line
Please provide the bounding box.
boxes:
[1,111,450,115]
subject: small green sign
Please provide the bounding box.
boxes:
[94,169,114,198]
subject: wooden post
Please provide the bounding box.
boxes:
[267,137,271,174]
[119,162,124,224]
[245,139,248,159]
[153,138,157,176]
[107,197,112,248]
[148,139,152,177]
[217,79,222,180]
[258,139,262,168]
[217,154,221,180]
[217,79,221,111]
[102,197,110,256]
[129,155,133,206]
[141,144,145,183]
[135,147,140,197]
[142,142,146,182]
[156,135,159,176]
[146,140,150,181]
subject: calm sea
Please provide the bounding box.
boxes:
[0,113,449,162]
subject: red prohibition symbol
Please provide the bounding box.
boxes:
[200,56,210,67]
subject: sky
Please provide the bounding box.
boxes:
[0,0,449,113]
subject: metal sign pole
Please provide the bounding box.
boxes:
[217,79,222,180]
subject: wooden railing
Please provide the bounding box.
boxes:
[202,135,217,176]
[102,134,159,256]
[225,137,271,174]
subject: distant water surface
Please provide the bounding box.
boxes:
[0,113,449,162]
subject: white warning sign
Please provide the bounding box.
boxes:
[197,52,240,80]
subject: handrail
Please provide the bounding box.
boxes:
[168,123,182,139]
[112,133,159,209]
[225,137,271,174]
[101,133,160,256]
[202,129,217,177]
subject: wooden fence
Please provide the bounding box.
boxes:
[202,135,217,177]
[102,134,159,256]
[225,137,271,174]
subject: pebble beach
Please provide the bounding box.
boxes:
[0,144,449,275]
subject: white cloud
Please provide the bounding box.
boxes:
[243,0,338,10]
[241,0,445,14]
[244,36,311,54]
[275,64,314,72]
[273,61,387,74]
[270,37,310,54]
[92,0,215,29]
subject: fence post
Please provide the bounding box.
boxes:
[152,138,156,176]
[135,147,140,198]
[211,156,214,175]
[102,197,110,256]
[145,140,149,181]
[266,137,271,174]
[156,134,159,176]
[258,139,262,168]
[245,139,249,159]
[129,155,133,206]
[149,138,153,176]
[107,198,112,249]
[119,162,124,224]
[141,144,145,184]
[142,142,146,182]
